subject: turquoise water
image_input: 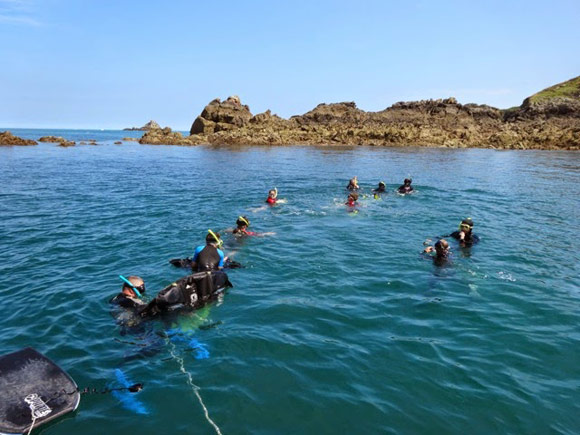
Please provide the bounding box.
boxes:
[1,130,579,434]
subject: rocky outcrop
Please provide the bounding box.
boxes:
[39,136,67,143]
[122,137,139,142]
[190,96,253,135]
[139,126,203,146]
[58,140,76,147]
[0,131,37,146]
[124,120,161,131]
[139,77,580,149]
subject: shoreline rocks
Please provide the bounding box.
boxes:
[138,76,580,149]
[0,131,37,146]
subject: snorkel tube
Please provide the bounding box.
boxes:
[119,275,142,298]
[238,216,250,227]
[208,229,223,248]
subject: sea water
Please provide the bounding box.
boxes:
[0,130,579,434]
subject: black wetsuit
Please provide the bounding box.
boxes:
[449,231,480,246]
[398,185,413,194]
[110,293,146,310]
[194,245,223,272]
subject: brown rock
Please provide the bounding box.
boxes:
[39,136,67,143]
[124,120,161,131]
[139,126,203,146]
[0,131,37,146]
[58,140,76,147]
[190,95,253,135]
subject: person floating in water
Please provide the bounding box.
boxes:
[266,188,278,204]
[233,216,256,236]
[423,239,451,265]
[111,275,147,310]
[448,218,479,247]
[372,181,387,198]
[232,215,275,237]
[346,176,360,191]
[398,178,414,194]
[191,230,225,272]
[345,192,359,208]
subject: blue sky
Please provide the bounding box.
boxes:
[1,0,579,129]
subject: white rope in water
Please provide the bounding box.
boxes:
[26,416,37,435]
[168,342,223,435]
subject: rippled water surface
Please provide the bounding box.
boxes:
[1,130,579,434]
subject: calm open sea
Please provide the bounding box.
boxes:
[1,129,579,434]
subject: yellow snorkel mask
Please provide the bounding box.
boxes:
[207,229,223,248]
[458,218,474,231]
[238,216,250,227]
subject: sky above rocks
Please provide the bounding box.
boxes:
[1,0,579,129]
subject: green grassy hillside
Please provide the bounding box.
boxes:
[527,76,580,104]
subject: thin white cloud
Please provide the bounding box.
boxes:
[0,0,40,26]
[0,13,39,25]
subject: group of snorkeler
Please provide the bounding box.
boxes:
[345,176,414,208]
[113,181,478,323]
[345,175,478,263]
[112,188,283,319]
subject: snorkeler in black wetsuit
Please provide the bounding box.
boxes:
[191,231,225,272]
[423,239,451,266]
[447,218,479,247]
[372,181,387,198]
[398,178,414,194]
[111,276,147,310]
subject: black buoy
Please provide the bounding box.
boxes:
[0,347,80,434]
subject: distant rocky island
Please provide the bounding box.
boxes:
[123,120,161,131]
[140,76,580,150]
[2,76,579,149]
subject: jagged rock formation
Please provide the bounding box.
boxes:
[140,77,580,149]
[0,131,37,146]
[124,120,161,131]
[190,96,252,135]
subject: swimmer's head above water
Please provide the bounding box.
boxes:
[236,215,250,229]
[459,218,474,234]
[206,230,223,247]
[434,239,450,257]
[120,275,145,299]
[266,188,278,204]
[346,192,359,206]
